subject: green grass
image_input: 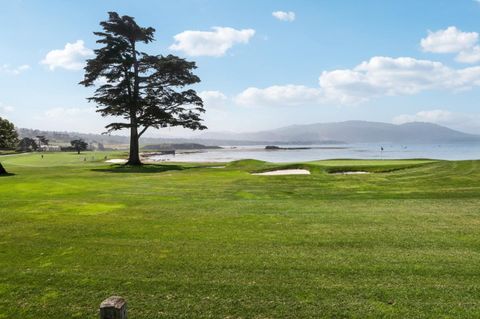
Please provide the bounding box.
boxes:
[0,150,18,156]
[1,152,480,318]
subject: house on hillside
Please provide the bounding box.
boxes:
[38,145,61,152]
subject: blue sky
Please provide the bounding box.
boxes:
[3,0,480,136]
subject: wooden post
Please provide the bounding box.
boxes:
[99,296,127,319]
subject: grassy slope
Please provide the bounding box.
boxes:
[1,153,480,318]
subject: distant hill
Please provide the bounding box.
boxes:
[17,121,480,147]
[16,128,216,148]
[199,121,480,144]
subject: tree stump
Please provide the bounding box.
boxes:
[99,296,127,319]
[0,163,7,175]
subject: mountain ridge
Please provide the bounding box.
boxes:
[199,121,480,144]
[17,121,480,146]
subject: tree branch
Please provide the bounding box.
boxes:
[138,125,149,137]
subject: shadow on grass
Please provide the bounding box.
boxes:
[91,164,185,174]
[0,173,15,177]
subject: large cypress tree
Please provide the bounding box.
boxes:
[80,12,206,165]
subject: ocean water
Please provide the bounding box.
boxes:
[149,143,480,163]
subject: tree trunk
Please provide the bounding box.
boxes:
[0,162,7,175]
[127,124,141,165]
[127,41,142,166]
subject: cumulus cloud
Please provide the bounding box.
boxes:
[393,109,480,133]
[234,56,480,106]
[169,27,255,57]
[456,46,480,63]
[232,28,480,108]
[0,64,30,75]
[235,85,322,107]
[420,26,478,53]
[319,56,466,104]
[41,40,93,71]
[420,26,480,64]
[199,91,228,108]
[320,56,480,103]
[272,11,295,22]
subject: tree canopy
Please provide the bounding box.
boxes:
[17,138,38,152]
[36,135,49,147]
[80,12,206,165]
[0,117,18,149]
[70,139,88,154]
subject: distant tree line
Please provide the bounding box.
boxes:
[0,117,92,154]
[17,127,116,146]
[16,127,216,148]
[17,137,38,152]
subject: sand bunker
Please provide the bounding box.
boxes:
[105,159,128,164]
[332,171,370,175]
[252,169,310,176]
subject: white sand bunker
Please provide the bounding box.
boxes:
[332,171,370,175]
[252,169,310,176]
[105,159,128,164]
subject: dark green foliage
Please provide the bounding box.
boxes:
[70,139,88,154]
[0,162,6,175]
[80,12,206,165]
[17,137,38,152]
[35,135,49,147]
[0,117,18,149]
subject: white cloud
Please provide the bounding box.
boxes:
[0,64,30,75]
[169,27,255,57]
[272,11,296,22]
[456,46,480,63]
[235,85,323,107]
[0,103,14,117]
[234,56,480,106]
[94,76,109,86]
[199,91,228,108]
[420,26,478,53]
[319,56,464,104]
[41,40,93,71]
[393,109,480,133]
[420,26,480,64]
